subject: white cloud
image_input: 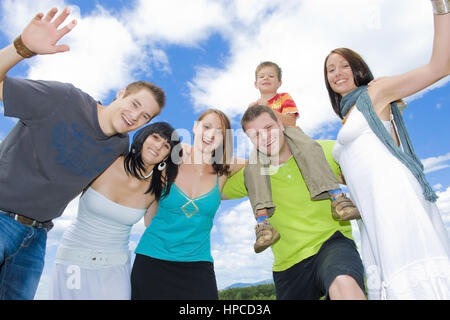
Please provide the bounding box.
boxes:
[188,0,447,136]
[2,1,148,101]
[28,12,144,100]
[212,200,274,289]
[436,186,450,233]
[124,0,229,46]
[45,195,79,249]
[0,0,67,38]
[1,0,165,101]
[3,0,445,134]
[4,0,448,299]
[422,152,450,174]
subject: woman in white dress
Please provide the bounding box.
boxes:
[323,1,450,299]
[51,122,181,299]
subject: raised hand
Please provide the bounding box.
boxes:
[20,7,77,55]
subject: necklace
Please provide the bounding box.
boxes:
[142,170,153,179]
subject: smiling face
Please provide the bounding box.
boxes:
[244,112,285,157]
[109,88,161,134]
[254,66,282,95]
[325,53,358,96]
[141,133,171,167]
[193,112,224,155]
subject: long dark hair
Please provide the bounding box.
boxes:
[124,122,181,201]
[324,48,374,119]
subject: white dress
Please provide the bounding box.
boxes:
[50,187,146,300]
[333,107,450,299]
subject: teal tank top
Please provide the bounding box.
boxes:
[135,176,221,262]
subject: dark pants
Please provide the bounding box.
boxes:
[273,231,365,300]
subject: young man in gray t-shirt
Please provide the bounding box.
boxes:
[0,7,166,300]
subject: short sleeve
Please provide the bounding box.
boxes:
[317,140,341,177]
[222,167,248,200]
[279,93,299,118]
[3,76,75,121]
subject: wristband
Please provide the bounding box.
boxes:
[13,35,36,58]
[431,0,449,14]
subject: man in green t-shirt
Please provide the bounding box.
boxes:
[222,105,366,300]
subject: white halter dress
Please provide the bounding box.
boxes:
[50,187,146,300]
[333,107,450,299]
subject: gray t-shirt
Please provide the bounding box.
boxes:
[0,77,129,222]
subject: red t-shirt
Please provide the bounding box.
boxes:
[267,93,299,118]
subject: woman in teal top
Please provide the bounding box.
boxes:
[131,109,243,300]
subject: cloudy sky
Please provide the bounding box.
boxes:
[0,0,449,299]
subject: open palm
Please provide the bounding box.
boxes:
[20,7,77,55]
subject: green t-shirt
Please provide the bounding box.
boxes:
[223,140,353,272]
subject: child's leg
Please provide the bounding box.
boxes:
[284,126,360,220]
[329,191,361,221]
[244,148,275,216]
[254,208,280,253]
[284,126,340,199]
[244,149,280,253]
[256,208,270,225]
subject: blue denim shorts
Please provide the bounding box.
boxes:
[273,231,365,300]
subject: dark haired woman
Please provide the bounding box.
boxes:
[51,122,181,299]
[131,109,244,300]
[324,1,450,299]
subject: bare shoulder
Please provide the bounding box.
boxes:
[90,156,125,188]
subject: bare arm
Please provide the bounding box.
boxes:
[144,200,159,227]
[368,8,450,114]
[221,158,247,200]
[274,111,297,127]
[0,7,77,100]
[0,46,23,100]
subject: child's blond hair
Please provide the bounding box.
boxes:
[255,61,282,81]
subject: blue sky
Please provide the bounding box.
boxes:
[0,0,449,299]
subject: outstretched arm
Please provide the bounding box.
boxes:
[0,7,77,100]
[368,1,449,114]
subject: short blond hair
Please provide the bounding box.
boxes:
[255,61,282,81]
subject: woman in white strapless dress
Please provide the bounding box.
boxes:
[323,5,450,299]
[51,122,181,299]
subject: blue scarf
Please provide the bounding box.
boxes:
[340,86,437,202]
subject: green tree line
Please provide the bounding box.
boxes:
[219,283,276,300]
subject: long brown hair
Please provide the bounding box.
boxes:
[324,48,374,119]
[196,109,233,176]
